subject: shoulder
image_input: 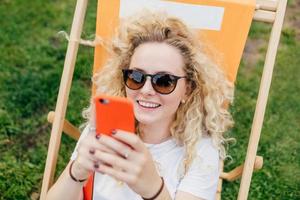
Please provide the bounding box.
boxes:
[176,137,220,199]
[186,137,219,174]
[195,137,219,163]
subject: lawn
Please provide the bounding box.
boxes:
[0,0,299,199]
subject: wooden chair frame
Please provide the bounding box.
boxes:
[39,0,287,199]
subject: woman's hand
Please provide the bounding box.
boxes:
[71,130,117,180]
[93,130,163,198]
[71,103,119,181]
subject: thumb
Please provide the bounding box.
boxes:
[89,101,96,129]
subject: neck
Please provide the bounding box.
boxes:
[139,121,172,144]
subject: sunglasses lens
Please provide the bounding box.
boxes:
[123,69,180,94]
[153,74,176,94]
[124,70,145,90]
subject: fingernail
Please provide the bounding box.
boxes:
[112,129,117,135]
[89,149,95,155]
[95,134,101,140]
[94,163,99,169]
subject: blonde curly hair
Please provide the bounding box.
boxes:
[83,10,234,175]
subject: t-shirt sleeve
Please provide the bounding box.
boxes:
[177,138,220,200]
[70,124,90,161]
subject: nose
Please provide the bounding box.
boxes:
[139,77,156,95]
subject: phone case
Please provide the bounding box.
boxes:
[94,95,135,136]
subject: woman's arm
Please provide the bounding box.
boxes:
[174,138,220,200]
[93,130,174,199]
[151,182,172,200]
[45,161,84,200]
[45,126,117,199]
[175,191,204,200]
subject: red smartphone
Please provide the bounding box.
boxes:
[93,95,135,136]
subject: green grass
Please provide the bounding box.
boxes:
[0,0,299,199]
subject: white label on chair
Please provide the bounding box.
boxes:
[119,0,224,31]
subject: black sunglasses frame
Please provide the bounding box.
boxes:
[122,69,186,95]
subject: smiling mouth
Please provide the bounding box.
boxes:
[137,100,161,108]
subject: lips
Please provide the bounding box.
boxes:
[137,100,161,108]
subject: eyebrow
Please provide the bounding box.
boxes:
[132,67,175,75]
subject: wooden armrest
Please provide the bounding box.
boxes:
[47,111,81,140]
[220,156,263,182]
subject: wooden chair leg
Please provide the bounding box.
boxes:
[238,1,287,199]
[39,0,89,199]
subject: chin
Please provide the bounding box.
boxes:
[135,114,160,125]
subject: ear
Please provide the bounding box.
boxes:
[183,82,192,101]
[180,83,192,104]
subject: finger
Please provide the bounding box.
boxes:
[86,104,97,136]
[79,140,118,167]
[81,133,116,155]
[77,146,110,174]
[93,136,116,154]
[75,154,99,172]
[111,130,145,152]
[89,101,96,128]
[94,150,137,173]
[78,145,101,163]
[96,163,136,184]
[97,134,138,159]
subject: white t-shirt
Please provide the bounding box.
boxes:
[71,125,220,200]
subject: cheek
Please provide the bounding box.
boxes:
[125,88,139,112]
[163,86,186,111]
[125,88,135,100]
[162,95,182,113]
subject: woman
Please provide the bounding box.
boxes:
[46,11,233,200]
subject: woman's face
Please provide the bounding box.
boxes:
[125,42,188,126]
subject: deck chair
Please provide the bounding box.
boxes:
[40,0,287,199]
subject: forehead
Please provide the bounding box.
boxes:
[129,42,185,75]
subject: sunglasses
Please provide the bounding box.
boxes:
[122,69,186,94]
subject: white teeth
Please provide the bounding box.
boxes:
[137,100,160,108]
